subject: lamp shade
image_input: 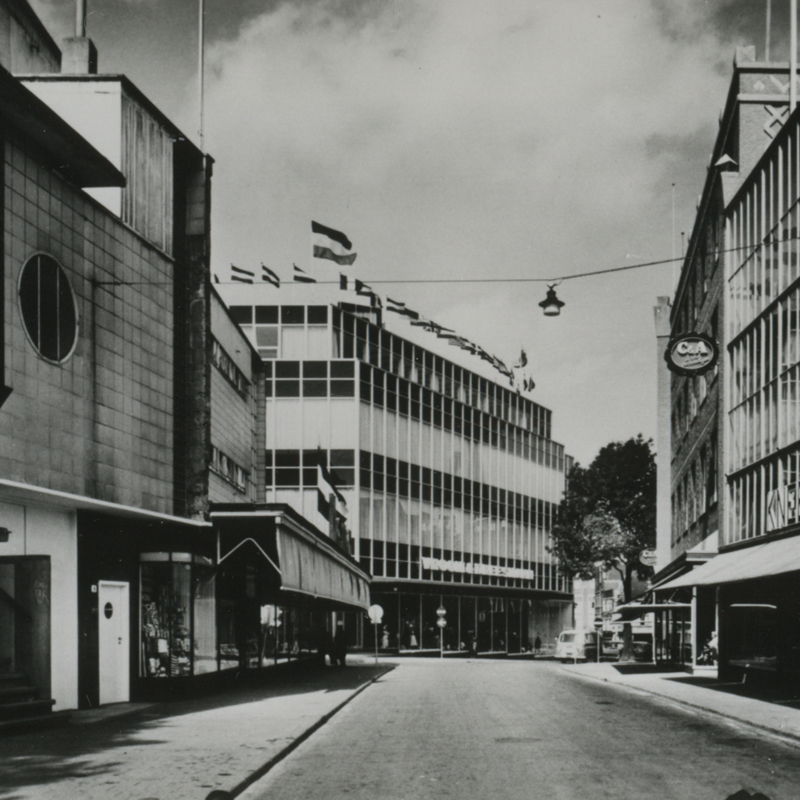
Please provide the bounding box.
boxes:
[539,286,565,316]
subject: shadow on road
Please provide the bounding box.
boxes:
[0,661,394,798]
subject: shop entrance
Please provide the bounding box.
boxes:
[98,581,129,705]
[0,557,51,708]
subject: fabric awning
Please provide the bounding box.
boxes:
[277,528,369,610]
[211,505,371,612]
[655,536,800,590]
[612,602,691,621]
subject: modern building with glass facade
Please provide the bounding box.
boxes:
[217,280,573,656]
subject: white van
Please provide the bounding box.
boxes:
[555,629,599,662]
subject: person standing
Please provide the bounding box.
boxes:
[333,621,347,667]
[534,634,542,656]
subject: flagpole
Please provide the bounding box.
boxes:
[766,0,772,62]
[792,0,797,113]
[198,0,205,152]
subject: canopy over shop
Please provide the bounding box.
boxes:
[210,504,371,667]
[652,535,800,678]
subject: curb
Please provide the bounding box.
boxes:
[226,665,395,799]
[563,665,800,748]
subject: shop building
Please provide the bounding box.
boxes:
[0,0,368,723]
[217,279,573,656]
[0,1,214,717]
[205,289,369,676]
[655,46,800,682]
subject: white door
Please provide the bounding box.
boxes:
[98,581,130,705]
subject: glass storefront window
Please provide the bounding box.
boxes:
[477,597,492,653]
[421,594,440,649]
[140,553,215,679]
[400,594,420,650]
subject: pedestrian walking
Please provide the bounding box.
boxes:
[534,634,541,655]
[333,620,347,666]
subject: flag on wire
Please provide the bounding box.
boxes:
[318,462,348,520]
[340,274,348,290]
[231,265,254,284]
[293,264,316,283]
[410,318,452,335]
[312,221,357,266]
[386,297,420,320]
[513,349,528,369]
[261,264,280,287]
[355,279,381,308]
[355,278,373,296]
[447,335,472,350]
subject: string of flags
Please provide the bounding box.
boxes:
[226,221,536,393]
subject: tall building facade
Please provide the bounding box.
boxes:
[217,281,573,655]
[656,46,800,682]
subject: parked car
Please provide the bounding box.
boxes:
[602,635,623,659]
[555,629,600,662]
[631,639,653,662]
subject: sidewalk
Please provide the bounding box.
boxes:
[563,660,800,743]
[0,655,391,800]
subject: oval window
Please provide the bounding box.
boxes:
[18,254,78,363]
[104,602,114,619]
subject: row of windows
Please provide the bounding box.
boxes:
[229,305,329,360]
[265,360,355,398]
[727,119,800,337]
[359,539,567,590]
[227,303,556,441]
[672,202,722,338]
[266,446,556,524]
[332,307,552,438]
[671,372,711,443]
[265,449,355,488]
[263,360,565,471]
[212,338,249,396]
[359,362,564,470]
[672,433,717,544]
[723,103,800,548]
[211,446,248,492]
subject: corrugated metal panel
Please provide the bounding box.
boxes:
[121,93,173,254]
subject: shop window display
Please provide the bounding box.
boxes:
[140,553,215,678]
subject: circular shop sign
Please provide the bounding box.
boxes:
[664,333,718,376]
[639,549,657,567]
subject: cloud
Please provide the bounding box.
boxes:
[194,1,740,461]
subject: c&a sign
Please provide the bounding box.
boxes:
[664,333,718,376]
[766,483,800,532]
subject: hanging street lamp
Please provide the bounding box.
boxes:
[539,284,565,316]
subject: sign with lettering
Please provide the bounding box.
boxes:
[639,549,657,567]
[766,483,800,532]
[664,333,718,376]
[421,556,534,581]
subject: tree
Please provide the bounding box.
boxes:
[550,435,656,659]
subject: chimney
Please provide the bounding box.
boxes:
[62,0,98,74]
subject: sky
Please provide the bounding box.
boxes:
[30,0,794,466]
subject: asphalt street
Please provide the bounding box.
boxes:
[239,659,800,800]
